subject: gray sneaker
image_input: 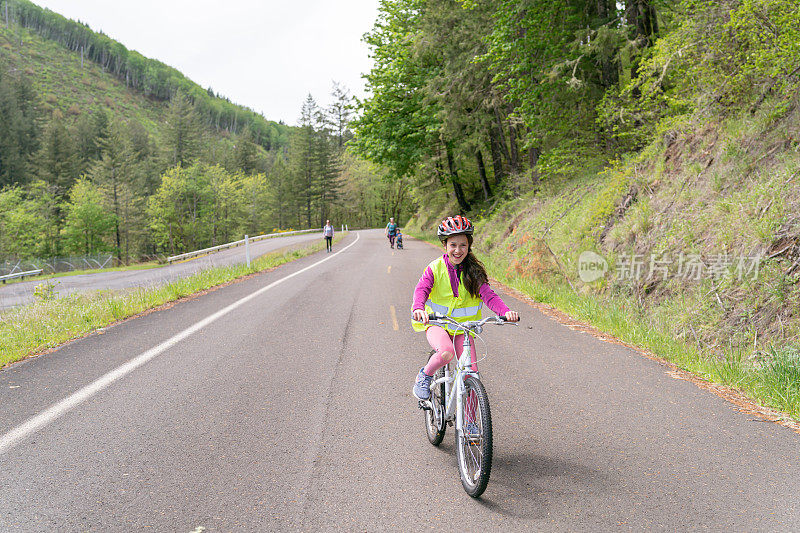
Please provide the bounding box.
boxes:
[413,368,433,400]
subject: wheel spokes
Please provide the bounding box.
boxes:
[461,386,483,484]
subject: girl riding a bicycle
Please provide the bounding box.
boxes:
[411,215,519,401]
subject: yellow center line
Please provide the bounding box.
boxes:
[387,265,391,274]
[390,305,399,331]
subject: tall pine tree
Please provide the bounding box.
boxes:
[163,90,203,168]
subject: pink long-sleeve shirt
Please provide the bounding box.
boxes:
[412,254,510,316]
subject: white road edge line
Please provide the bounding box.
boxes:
[0,232,361,455]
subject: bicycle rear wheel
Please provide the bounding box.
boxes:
[455,375,492,498]
[424,363,446,446]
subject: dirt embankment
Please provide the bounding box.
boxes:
[409,100,800,357]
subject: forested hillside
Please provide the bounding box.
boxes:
[1,0,288,149]
[0,0,402,267]
[354,0,800,413]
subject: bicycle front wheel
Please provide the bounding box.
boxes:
[455,375,492,498]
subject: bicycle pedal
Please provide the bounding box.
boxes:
[418,400,432,411]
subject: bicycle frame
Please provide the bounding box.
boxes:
[423,314,512,434]
[430,331,478,435]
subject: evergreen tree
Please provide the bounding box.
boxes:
[0,65,38,187]
[11,67,39,158]
[90,118,135,263]
[234,126,259,175]
[313,107,343,226]
[28,180,63,258]
[0,71,25,188]
[290,94,320,227]
[34,111,79,195]
[328,81,354,150]
[72,111,109,174]
[126,118,159,195]
[163,90,203,168]
[267,153,292,230]
[73,114,98,174]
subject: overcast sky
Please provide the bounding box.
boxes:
[30,0,380,125]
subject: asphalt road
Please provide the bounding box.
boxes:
[0,231,323,310]
[0,230,797,531]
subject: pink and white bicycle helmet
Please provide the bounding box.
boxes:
[437,215,474,242]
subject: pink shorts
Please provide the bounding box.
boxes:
[426,325,477,371]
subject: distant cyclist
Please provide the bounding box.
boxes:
[385,217,398,249]
[411,215,519,401]
[323,219,334,252]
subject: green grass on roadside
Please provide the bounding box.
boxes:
[0,234,345,368]
[411,232,800,421]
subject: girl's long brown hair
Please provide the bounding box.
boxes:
[448,235,487,297]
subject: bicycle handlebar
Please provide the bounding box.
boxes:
[421,312,519,328]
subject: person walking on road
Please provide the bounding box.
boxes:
[410,215,519,401]
[323,219,334,252]
[385,217,398,249]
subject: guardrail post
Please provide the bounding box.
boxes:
[245,235,251,268]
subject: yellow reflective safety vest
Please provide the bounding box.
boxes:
[413,256,483,335]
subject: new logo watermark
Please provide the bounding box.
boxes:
[578,251,608,282]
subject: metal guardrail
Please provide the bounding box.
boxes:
[1,254,113,276]
[166,228,321,264]
[0,269,43,283]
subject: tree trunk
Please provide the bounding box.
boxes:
[492,107,511,163]
[528,145,541,168]
[475,149,492,200]
[596,0,618,88]
[124,200,129,265]
[306,167,312,228]
[508,124,520,174]
[445,144,471,213]
[626,0,658,43]
[488,132,505,184]
[114,196,121,263]
[434,152,446,184]
[529,145,542,188]
[168,223,175,255]
[112,168,121,263]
